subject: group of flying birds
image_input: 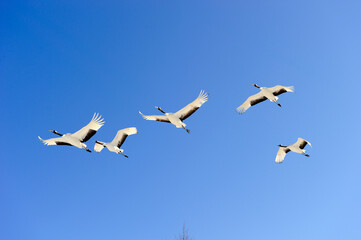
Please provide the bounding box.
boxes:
[39,84,311,163]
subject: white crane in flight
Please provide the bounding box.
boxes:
[275,138,312,163]
[236,84,294,114]
[93,127,138,158]
[139,90,208,133]
[38,113,104,152]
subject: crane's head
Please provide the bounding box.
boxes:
[278,144,287,147]
[155,106,166,114]
[252,84,260,88]
[49,130,63,136]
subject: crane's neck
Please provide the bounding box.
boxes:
[278,144,287,148]
[51,130,63,136]
[156,107,166,114]
[253,84,261,89]
[94,141,106,146]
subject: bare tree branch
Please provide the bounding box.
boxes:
[175,223,192,240]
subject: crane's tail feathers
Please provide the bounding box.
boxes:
[94,142,105,152]
[197,90,208,104]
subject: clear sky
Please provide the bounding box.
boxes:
[1,1,361,239]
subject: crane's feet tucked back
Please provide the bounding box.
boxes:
[183,127,190,134]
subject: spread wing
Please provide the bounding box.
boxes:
[268,85,294,96]
[38,136,73,146]
[111,127,138,148]
[236,92,267,114]
[139,111,170,123]
[174,90,208,121]
[94,142,105,153]
[293,138,312,149]
[71,113,105,142]
[275,147,290,163]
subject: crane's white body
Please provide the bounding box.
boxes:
[94,127,137,157]
[166,113,186,128]
[95,141,125,154]
[139,90,208,133]
[60,134,88,149]
[287,144,307,154]
[275,138,312,163]
[38,113,105,152]
[237,85,294,114]
[260,87,279,103]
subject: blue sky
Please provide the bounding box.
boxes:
[1,1,361,239]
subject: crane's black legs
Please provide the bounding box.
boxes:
[120,152,129,158]
[303,153,310,157]
[85,148,92,152]
[182,126,190,134]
